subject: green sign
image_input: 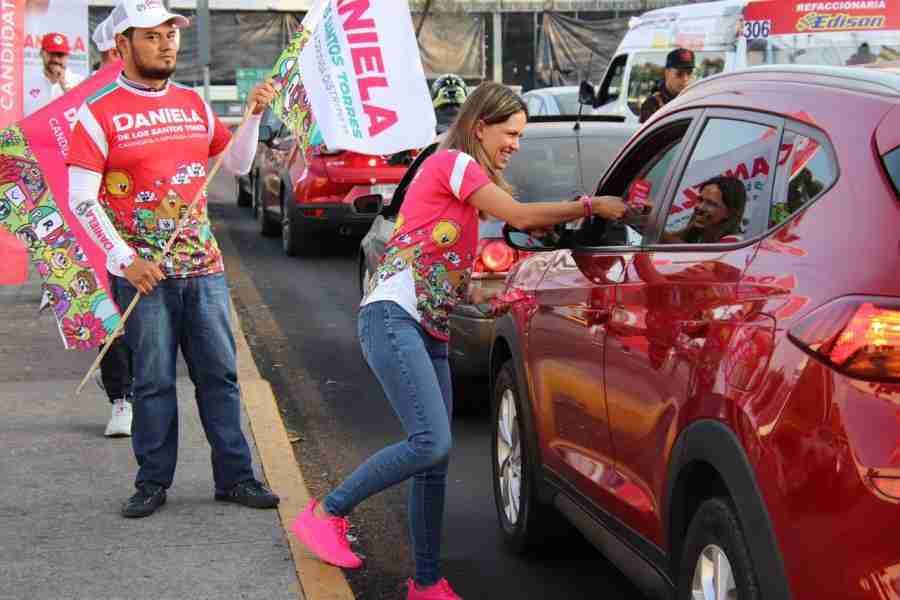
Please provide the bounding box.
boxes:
[235,68,271,102]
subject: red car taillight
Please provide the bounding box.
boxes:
[789,296,900,382]
[474,239,517,274]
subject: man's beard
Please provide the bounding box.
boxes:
[133,53,176,81]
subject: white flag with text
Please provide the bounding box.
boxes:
[300,0,436,155]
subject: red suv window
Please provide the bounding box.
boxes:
[662,117,780,244]
[769,128,836,229]
[884,147,900,196]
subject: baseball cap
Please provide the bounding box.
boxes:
[666,48,695,70]
[107,0,190,36]
[42,33,70,55]
[92,15,116,52]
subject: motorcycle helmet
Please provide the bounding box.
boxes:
[431,74,468,109]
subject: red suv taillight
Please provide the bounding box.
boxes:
[473,239,519,274]
[789,296,900,382]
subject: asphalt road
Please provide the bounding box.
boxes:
[209,176,646,600]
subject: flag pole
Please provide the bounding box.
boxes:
[75,101,258,396]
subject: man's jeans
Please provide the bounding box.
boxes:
[324,301,453,587]
[112,273,254,492]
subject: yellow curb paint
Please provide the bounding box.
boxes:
[232,306,356,600]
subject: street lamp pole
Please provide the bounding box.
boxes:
[197,0,211,103]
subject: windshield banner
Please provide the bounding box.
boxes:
[743,1,900,37]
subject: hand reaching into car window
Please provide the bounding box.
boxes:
[468,182,627,231]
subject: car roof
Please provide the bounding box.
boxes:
[688,65,900,99]
[523,86,579,97]
[636,0,744,22]
[522,118,637,139]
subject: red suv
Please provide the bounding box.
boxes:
[489,66,900,600]
[252,116,412,256]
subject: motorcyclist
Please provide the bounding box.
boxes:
[431,73,468,135]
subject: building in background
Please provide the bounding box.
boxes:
[86,0,697,116]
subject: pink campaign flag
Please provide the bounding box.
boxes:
[0,0,27,284]
[0,61,123,349]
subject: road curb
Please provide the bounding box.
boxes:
[232,305,356,600]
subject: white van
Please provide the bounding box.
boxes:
[593,0,900,123]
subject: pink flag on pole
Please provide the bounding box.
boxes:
[0,61,124,349]
[17,60,124,295]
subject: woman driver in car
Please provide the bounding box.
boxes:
[663,175,747,244]
[290,82,627,600]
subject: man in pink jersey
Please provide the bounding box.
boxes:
[66,0,280,518]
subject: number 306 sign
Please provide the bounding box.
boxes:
[743,20,772,39]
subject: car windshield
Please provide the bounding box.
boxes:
[506,136,581,203]
[553,91,581,115]
[477,135,582,237]
[747,32,900,67]
[627,51,727,115]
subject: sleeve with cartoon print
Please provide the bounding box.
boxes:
[445,151,491,204]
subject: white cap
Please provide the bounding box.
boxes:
[92,14,116,51]
[108,0,190,36]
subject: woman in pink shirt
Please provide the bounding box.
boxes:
[292,82,627,600]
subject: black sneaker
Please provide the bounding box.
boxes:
[121,483,166,518]
[215,479,279,509]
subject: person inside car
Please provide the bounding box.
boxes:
[291,82,626,600]
[663,175,747,244]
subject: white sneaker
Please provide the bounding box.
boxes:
[105,399,132,438]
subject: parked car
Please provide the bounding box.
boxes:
[523,86,586,116]
[235,107,290,210]
[488,65,900,599]
[358,116,638,405]
[254,134,413,255]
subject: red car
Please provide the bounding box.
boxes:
[253,118,412,256]
[489,65,900,600]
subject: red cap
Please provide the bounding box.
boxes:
[41,33,71,55]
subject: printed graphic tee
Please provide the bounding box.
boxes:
[363,149,491,340]
[66,75,231,278]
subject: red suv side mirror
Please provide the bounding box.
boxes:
[502,223,568,251]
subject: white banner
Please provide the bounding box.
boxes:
[300,0,436,155]
[24,0,89,80]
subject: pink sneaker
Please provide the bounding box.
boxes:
[406,578,462,600]
[290,499,362,569]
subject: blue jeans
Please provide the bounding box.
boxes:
[112,273,254,492]
[324,301,453,587]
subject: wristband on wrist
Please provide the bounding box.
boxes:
[580,195,593,218]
